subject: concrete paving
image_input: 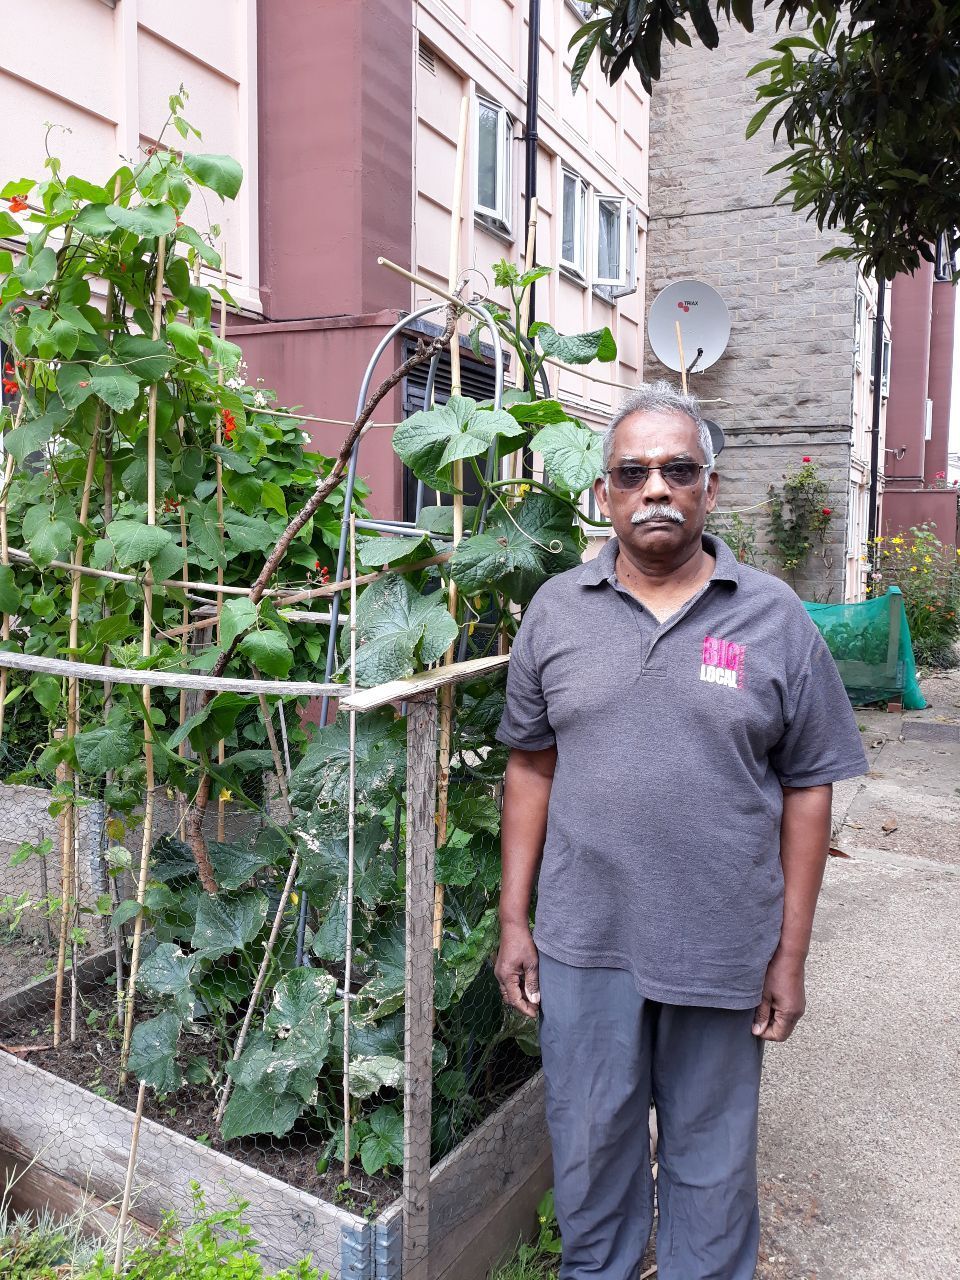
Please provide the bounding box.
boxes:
[756,667,960,1280]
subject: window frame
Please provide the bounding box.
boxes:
[854,292,864,371]
[593,193,628,287]
[559,166,587,280]
[474,94,512,234]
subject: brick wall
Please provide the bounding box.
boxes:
[645,8,859,600]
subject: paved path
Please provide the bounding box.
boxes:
[756,668,960,1280]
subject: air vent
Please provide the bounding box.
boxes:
[418,40,436,75]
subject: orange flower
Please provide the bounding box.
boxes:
[222,409,237,441]
[2,378,17,396]
[8,196,28,213]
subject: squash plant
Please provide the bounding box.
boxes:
[0,100,617,1173]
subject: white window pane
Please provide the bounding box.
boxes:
[597,199,621,280]
[562,173,576,261]
[478,102,499,212]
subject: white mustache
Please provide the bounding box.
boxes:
[631,505,686,525]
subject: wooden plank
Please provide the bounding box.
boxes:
[340,655,509,714]
[0,649,339,698]
[403,693,439,1280]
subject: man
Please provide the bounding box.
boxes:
[494,382,868,1280]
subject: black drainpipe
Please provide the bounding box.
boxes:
[522,0,541,478]
[867,276,887,548]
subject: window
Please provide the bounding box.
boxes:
[925,397,933,441]
[593,194,638,297]
[475,96,512,232]
[567,0,597,17]
[869,330,892,398]
[560,168,586,278]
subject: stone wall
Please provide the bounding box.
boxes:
[645,8,859,600]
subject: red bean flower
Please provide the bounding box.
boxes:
[8,196,28,213]
[222,409,237,441]
[802,456,812,463]
[822,507,832,516]
[2,378,18,396]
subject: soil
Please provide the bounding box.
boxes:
[0,933,57,997]
[0,978,399,1211]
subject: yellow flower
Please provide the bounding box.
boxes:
[910,566,919,572]
[219,787,233,802]
[923,555,933,564]
[516,483,531,498]
[291,892,299,906]
[891,536,904,546]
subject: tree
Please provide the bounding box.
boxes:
[572,2,960,279]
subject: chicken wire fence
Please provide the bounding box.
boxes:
[0,655,540,1273]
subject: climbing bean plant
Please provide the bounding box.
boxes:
[0,101,615,1174]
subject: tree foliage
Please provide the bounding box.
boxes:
[573,1,960,278]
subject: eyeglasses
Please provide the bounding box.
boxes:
[606,461,707,491]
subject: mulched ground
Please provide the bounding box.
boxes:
[0,977,399,1212]
[0,933,56,995]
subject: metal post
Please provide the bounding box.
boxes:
[403,692,438,1280]
[867,275,887,548]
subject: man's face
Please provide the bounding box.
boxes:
[593,410,718,560]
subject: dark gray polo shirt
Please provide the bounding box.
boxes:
[496,533,868,1009]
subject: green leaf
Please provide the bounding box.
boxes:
[392,396,525,492]
[207,841,270,892]
[530,420,604,494]
[289,708,405,811]
[450,491,582,603]
[219,596,258,650]
[223,510,276,553]
[30,675,61,716]
[415,505,478,537]
[18,248,58,292]
[176,225,221,267]
[113,334,176,382]
[105,202,177,238]
[344,574,458,686]
[447,785,501,836]
[74,719,139,776]
[22,506,71,568]
[128,1011,182,1093]
[746,98,780,140]
[166,321,202,361]
[191,889,269,961]
[105,520,174,568]
[532,322,616,365]
[265,968,337,1035]
[298,816,392,908]
[260,480,287,517]
[211,444,255,474]
[183,153,244,200]
[359,923,406,1018]
[0,210,23,238]
[436,836,476,887]
[90,363,140,412]
[505,397,570,425]
[56,364,96,410]
[73,204,117,236]
[360,1105,404,1174]
[4,406,68,464]
[349,1055,404,1101]
[238,629,293,678]
[137,943,195,1012]
[357,533,431,567]
[111,899,142,929]
[220,1085,301,1142]
[0,565,20,613]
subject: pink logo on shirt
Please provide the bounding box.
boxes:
[700,635,746,690]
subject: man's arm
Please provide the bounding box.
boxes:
[494,745,557,1018]
[753,782,832,1042]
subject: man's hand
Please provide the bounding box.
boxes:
[753,949,806,1042]
[495,922,541,1019]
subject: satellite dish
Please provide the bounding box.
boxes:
[649,279,731,374]
[704,419,725,457]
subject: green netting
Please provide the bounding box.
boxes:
[803,587,926,710]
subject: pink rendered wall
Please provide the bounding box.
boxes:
[924,282,957,485]
[230,315,406,521]
[884,262,933,484]
[882,488,960,546]
[256,0,412,321]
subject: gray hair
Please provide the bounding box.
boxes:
[601,381,715,488]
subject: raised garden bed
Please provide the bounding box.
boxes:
[0,952,550,1279]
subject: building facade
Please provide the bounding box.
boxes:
[881,264,960,547]
[644,5,892,601]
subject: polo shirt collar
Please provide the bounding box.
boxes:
[579,531,741,589]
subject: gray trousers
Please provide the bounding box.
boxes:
[539,952,764,1280]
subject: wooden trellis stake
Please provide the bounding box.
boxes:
[676,319,689,396]
[216,247,229,842]
[340,652,508,1280]
[0,365,34,745]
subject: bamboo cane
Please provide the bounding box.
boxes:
[52,732,73,1049]
[119,234,168,1084]
[676,320,688,397]
[216,246,228,842]
[112,1080,146,1276]
[342,511,359,1176]
[434,96,470,951]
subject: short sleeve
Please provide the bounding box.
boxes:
[495,609,556,751]
[770,631,869,787]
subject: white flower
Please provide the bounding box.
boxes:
[225,375,244,391]
[253,390,267,408]
[302,431,311,444]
